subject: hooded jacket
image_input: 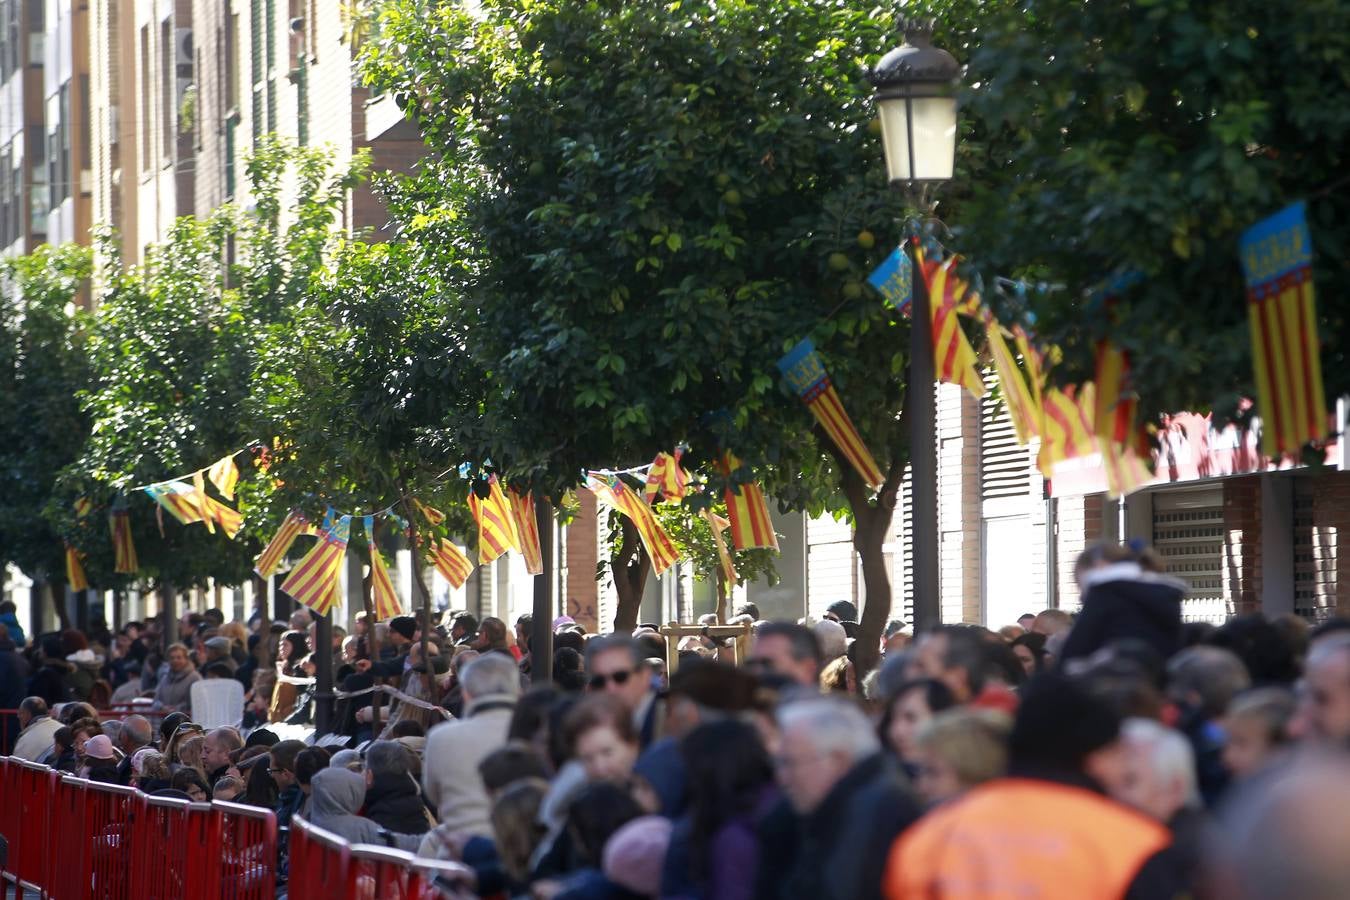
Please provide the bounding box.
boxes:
[1058,562,1186,667]
[363,770,433,835]
[306,768,421,851]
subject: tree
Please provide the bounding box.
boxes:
[951,0,1350,435]
[51,139,365,593]
[0,244,93,627]
[363,0,940,668]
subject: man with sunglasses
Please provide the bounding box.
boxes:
[585,635,663,749]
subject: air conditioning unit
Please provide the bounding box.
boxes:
[175,29,193,66]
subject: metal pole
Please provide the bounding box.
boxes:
[531,498,555,684]
[908,240,940,633]
[314,610,333,735]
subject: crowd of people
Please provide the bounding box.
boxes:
[4,540,1350,898]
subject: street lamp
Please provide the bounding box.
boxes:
[870,24,960,635]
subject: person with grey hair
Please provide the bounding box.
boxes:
[329,748,363,771]
[812,619,848,664]
[1168,645,1250,805]
[757,696,919,900]
[1209,754,1350,900]
[12,697,61,763]
[1114,718,1205,893]
[111,714,153,785]
[363,740,433,835]
[422,653,520,840]
[585,634,663,749]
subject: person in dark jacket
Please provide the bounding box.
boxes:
[362,740,433,835]
[26,636,75,708]
[0,634,30,754]
[268,740,308,828]
[756,696,921,900]
[1058,544,1186,669]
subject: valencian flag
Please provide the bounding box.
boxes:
[508,490,544,576]
[1240,202,1328,456]
[868,246,913,312]
[281,511,350,616]
[719,454,779,552]
[66,545,89,592]
[468,476,520,565]
[589,475,680,576]
[109,508,138,575]
[914,247,987,399]
[777,338,884,489]
[255,510,309,578]
[984,315,1041,445]
[208,455,240,500]
[432,538,474,589]
[144,481,206,525]
[1038,384,1096,476]
[364,516,402,621]
[644,451,690,504]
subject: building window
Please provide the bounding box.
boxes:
[0,140,15,248]
[47,82,71,209]
[161,19,173,160]
[79,73,91,172]
[225,9,239,110]
[140,24,151,167]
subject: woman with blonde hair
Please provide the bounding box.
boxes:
[490,778,549,889]
[175,733,209,780]
[912,708,1011,807]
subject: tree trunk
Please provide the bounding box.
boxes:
[611,518,650,633]
[401,491,435,696]
[531,497,555,684]
[46,579,72,632]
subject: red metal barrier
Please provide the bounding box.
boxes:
[129,793,197,900]
[13,760,58,895]
[210,800,278,900]
[288,818,351,900]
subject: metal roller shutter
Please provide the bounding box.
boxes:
[807,513,855,622]
[1151,489,1225,623]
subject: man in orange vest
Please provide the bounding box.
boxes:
[883,672,1185,899]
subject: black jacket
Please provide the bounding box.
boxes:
[755,752,920,900]
[1059,563,1185,666]
[363,771,432,835]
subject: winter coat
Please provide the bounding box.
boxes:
[0,612,25,648]
[152,666,202,714]
[665,785,779,900]
[305,768,421,851]
[1059,562,1185,667]
[756,753,920,900]
[0,647,29,754]
[12,715,62,763]
[363,771,433,835]
[64,652,103,701]
[422,694,516,838]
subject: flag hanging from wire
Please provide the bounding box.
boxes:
[208,455,240,501]
[66,545,89,592]
[867,246,913,312]
[915,247,987,399]
[777,338,884,489]
[644,451,690,504]
[508,490,543,576]
[984,315,1041,444]
[192,470,214,534]
[704,509,737,590]
[432,538,474,589]
[1038,384,1097,476]
[367,519,401,621]
[468,476,521,565]
[74,497,93,518]
[719,454,779,552]
[109,508,138,574]
[255,510,308,578]
[144,481,206,525]
[413,499,446,526]
[591,476,679,576]
[1240,201,1328,456]
[281,512,350,616]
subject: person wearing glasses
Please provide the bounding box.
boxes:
[584,635,663,750]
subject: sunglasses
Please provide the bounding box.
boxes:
[588,669,635,690]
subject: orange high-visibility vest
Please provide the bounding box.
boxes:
[885,778,1172,900]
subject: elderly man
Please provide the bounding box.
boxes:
[758,696,919,900]
[748,622,823,689]
[585,634,663,748]
[202,726,244,785]
[114,715,155,785]
[12,697,62,762]
[152,643,201,714]
[421,653,520,840]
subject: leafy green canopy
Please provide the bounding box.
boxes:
[953,0,1349,432]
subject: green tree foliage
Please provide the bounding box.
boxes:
[0,245,93,588]
[51,139,364,590]
[363,0,928,659]
[952,0,1350,433]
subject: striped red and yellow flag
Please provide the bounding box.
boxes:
[508,490,544,575]
[144,482,205,525]
[192,471,215,534]
[1094,341,1134,447]
[204,496,244,539]
[985,316,1041,444]
[413,499,446,526]
[109,509,138,574]
[1101,438,1154,499]
[607,479,680,576]
[281,515,350,616]
[369,543,402,620]
[704,509,737,590]
[74,497,93,518]
[720,454,779,551]
[255,510,308,578]
[776,339,884,489]
[468,477,520,565]
[208,455,240,501]
[916,249,987,399]
[432,538,474,589]
[644,451,690,503]
[1037,384,1097,475]
[66,545,89,591]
